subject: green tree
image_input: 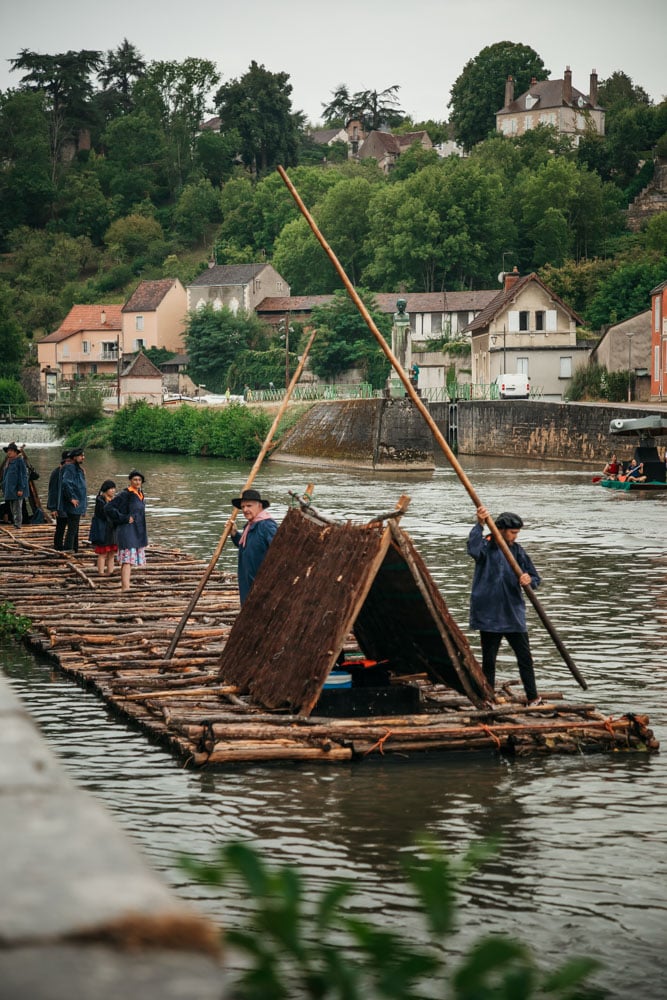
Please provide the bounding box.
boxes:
[104,213,164,262]
[10,48,103,177]
[101,109,168,209]
[217,174,263,254]
[449,41,548,151]
[598,71,651,113]
[195,127,242,186]
[0,284,28,378]
[644,212,667,254]
[214,61,301,175]
[135,58,220,194]
[585,255,667,329]
[322,84,405,131]
[97,38,146,115]
[185,305,270,392]
[309,289,390,387]
[173,178,220,245]
[272,216,335,294]
[53,165,111,243]
[0,89,53,239]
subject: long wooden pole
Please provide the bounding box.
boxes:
[277,165,587,691]
[164,326,318,660]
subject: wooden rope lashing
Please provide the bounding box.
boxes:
[363,729,393,756]
[479,724,502,749]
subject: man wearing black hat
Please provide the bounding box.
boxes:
[59,448,87,552]
[1,443,29,529]
[47,449,71,550]
[230,488,277,604]
[467,505,542,706]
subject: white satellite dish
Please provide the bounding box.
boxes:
[497,271,505,284]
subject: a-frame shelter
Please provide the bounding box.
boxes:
[218,502,493,715]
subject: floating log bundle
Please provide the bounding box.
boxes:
[0,523,659,766]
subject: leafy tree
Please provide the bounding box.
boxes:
[0,285,28,378]
[173,178,220,245]
[104,213,164,262]
[539,258,614,321]
[585,255,667,329]
[10,48,103,174]
[217,174,263,254]
[0,89,53,239]
[98,38,146,114]
[195,127,242,186]
[214,61,301,175]
[644,212,667,254]
[309,289,391,387]
[322,84,405,131]
[449,41,548,151]
[53,165,111,243]
[0,376,28,404]
[135,58,220,194]
[101,109,169,209]
[315,176,374,285]
[272,217,334,294]
[185,304,270,392]
[252,166,343,255]
[598,71,651,113]
[388,143,441,181]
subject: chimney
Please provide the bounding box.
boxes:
[530,77,537,86]
[589,68,598,106]
[504,75,514,107]
[504,266,520,292]
[563,66,572,105]
[100,309,106,326]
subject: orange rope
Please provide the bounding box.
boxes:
[363,729,393,756]
[603,717,617,738]
[479,724,502,749]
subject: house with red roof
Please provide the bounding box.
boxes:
[37,304,124,383]
[121,277,187,354]
[357,130,433,173]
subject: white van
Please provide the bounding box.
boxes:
[494,373,531,399]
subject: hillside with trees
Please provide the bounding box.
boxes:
[0,39,665,396]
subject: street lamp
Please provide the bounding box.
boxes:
[626,330,636,403]
[278,316,294,390]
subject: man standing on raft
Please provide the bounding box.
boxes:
[467,506,542,706]
[230,488,277,604]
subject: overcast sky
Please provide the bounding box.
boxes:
[1,0,665,123]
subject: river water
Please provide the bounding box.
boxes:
[2,445,666,998]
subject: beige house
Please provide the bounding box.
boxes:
[591,310,652,400]
[38,305,124,386]
[496,67,605,144]
[465,270,591,400]
[187,264,288,314]
[117,352,163,407]
[121,278,187,354]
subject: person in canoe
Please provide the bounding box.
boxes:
[602,453,620,479]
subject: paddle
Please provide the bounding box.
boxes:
[278,164,588,692]
[591,476,602,483]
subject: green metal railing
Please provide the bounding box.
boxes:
[0,402,47,422]
[249,383,374,403]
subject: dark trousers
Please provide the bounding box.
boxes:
[480,630,538,702]
[63,514,81,552]
[53,515,67,550]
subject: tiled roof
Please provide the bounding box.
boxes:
[499,78,595,114]
[189,264,267,287]
[121,352,163,378]
[256,291,497,316]
[463,273,583,333]
[122,279,180,313]
[39,304,123,343]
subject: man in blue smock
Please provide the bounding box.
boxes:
[2,442,29,528]
[467,506,542,706]
[59,447,88,552]
[230,488,277,604]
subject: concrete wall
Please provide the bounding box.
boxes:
[271,398,434,471]
[430,400,665,463]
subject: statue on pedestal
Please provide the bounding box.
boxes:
[391,298,411,373]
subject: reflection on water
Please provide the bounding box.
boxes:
[2,446,667,998]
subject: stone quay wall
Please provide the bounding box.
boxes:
[430,400,666,464]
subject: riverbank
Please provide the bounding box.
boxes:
[0,671,226,999]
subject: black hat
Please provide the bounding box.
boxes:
[128,469,145,482]
[69,447,85,458]
[495,511,524,530]
[61,449,71,461]
[3,442,20,453]
[232,488,269,509]
[99,480,116,493]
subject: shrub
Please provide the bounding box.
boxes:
[0,378,28,405]
[54,386,105,435]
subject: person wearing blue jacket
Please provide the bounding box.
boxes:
[59,448,87,552]
[106,470,147,592]
[2,442,29,528]
[230,488,277,604]
[467,506,542,706]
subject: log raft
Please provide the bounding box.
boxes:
[1,524,659,766]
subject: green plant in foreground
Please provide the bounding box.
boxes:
[0,602,32,638]
[181,840,603,1000]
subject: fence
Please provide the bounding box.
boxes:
[0,402,47,422]
[248,383,375,403]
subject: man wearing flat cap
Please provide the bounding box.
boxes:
[59,448,88,552]
[1,443,29,529]
[230,488,277,603]
[467,505,542,706]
